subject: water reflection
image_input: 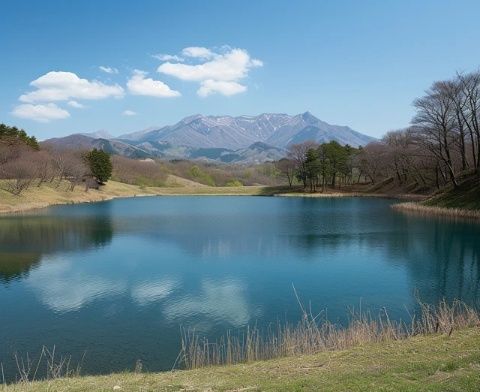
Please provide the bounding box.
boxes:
[163,278,258,330]
[26,256,126,312]
[0,214,113,282]
[391,215,480,305]
[1,196,479,379]
[0,252,41,283]
[1,197,479,307]
[131,278,178,306]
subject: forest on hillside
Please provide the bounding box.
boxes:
[277,70,480,193]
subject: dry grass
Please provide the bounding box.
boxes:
[0,180,278,214]
[277,191,425,200]
[2,303,480,391]
[179,299,480,370]
[392,202,480,220]
[10,346,84,384]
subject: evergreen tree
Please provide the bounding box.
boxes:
[305,148,321,192]
[0,123,39,149]
[85,148,112,184]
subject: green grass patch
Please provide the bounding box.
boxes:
[4,328,480,391]
[424,175,480,210]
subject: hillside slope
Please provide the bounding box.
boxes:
[424,175,480,210]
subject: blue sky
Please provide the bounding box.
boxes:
[1,0,479,140]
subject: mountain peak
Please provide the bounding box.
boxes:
[116,112,374,150]
[81,130,113,139]
[300,111,318,122]
[48,112,375,163]
[181,114,203,123]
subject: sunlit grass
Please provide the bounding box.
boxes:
[0,179,282,214]
[3,301,480,391]
[393,202,480,220]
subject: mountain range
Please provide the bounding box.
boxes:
[43,112,375,163]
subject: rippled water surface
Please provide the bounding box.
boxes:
[1,196,479,378]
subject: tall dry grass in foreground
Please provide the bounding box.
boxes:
[2,346,84,385]
[392,202,480,220]
[180,300,480,369]
[2,301,479,385]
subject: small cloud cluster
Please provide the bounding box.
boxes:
[127,70,180,98]
[99,66,119,74]
[13,71,124,122]
[158,47,263,97]
[19,71,124,103]
[12,103,70,123]
[67,100,84,108]
[152,53,183,62]
[12,46,262,122]
[181,46,214,59]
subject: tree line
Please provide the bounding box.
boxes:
[276,141,360,192]
[0,124,112,195]
[277,70,480,192]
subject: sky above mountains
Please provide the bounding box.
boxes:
[1,0,479,140]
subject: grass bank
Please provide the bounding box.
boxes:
[4,328,480,391]
[0,178,286,214]
[0,175,431,215]
[4,301,480,391]
[392,175,480,220]
[277,191,425,200]
[392,202,480,220]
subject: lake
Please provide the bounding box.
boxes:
[1,196,479,379]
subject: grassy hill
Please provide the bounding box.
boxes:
[424,175,480,210]
[4,328,480,391]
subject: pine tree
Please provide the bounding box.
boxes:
[85,148,112,184]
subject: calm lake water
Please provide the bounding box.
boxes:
[1,196,479,379]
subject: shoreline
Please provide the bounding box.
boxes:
[392,201,480,221]
[0,181,283,215]
[275,191,426,201]
[3,327,480,391]
[2,182,477,220]
[0,187,421,216]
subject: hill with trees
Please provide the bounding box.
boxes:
[275,70,480,211]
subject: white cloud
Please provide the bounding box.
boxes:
[19,71,124,103]
[12,103,70,123]
[99,66,119,74]
[198,80,247,97]
[67,100,84,108]
[158,48,261,82]
[122,109,137,116]
[127,70,180,98]
[158,47,262,96]
[152,53,183,62]
[181,46,214,59]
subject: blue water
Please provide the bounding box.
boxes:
[0,196,479,378]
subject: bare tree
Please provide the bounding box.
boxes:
[358,142,387,184]
[287,141,318,189]
[457,71,480,172]
[0,156,36,195]
[275,158,296,187]
[412,81,459,187]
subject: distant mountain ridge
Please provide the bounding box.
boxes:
[43,112,375,163]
